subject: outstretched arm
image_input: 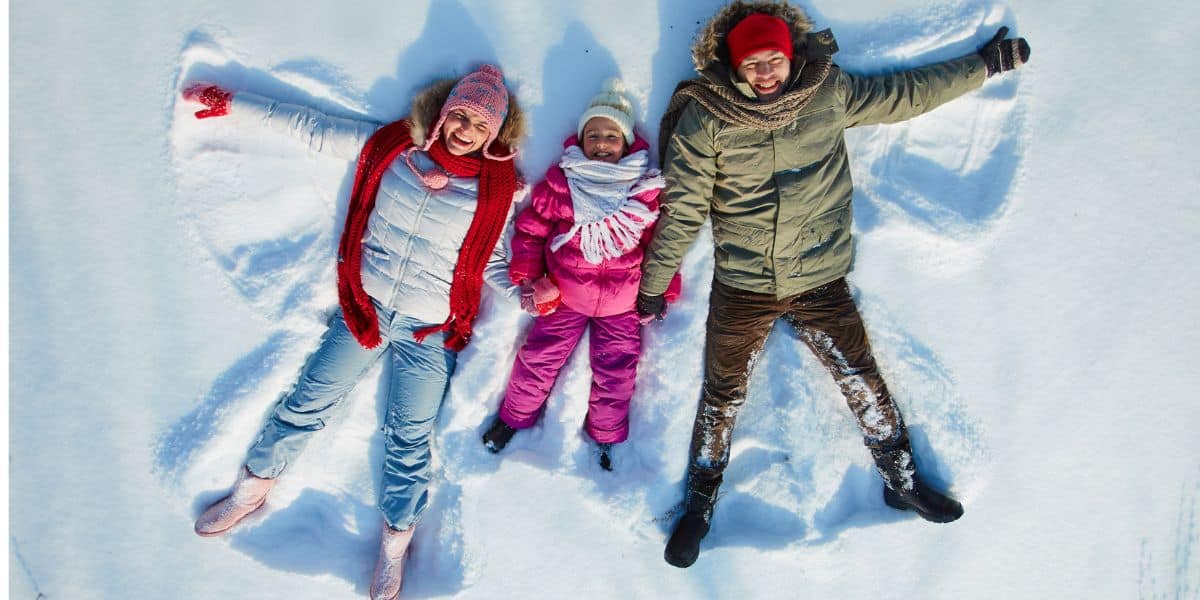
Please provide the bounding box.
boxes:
[841,27,1030,128]
[181,83,383,161]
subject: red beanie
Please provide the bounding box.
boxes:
[727,13,794,68]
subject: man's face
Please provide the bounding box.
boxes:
[580,117,628,164]
[736,49,791,101]
[441,107,490,155]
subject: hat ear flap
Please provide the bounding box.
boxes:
[420,112,449,151]
[483,138,517,161]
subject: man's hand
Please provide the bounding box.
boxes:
[977,27,1031,77]
[636,292,667,325]
[182,83,233,119]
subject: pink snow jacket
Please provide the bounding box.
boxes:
[509,135,680,317]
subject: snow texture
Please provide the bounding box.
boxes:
[8,0,1200,598]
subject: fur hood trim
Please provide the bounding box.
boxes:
[691,1,814,71]
[408,77,526,151]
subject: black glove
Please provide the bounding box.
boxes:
[977,26,1030,77]
[636,292,667,323]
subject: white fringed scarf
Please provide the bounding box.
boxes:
[550,145,666,264]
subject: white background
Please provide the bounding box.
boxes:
[8,0,1199,598]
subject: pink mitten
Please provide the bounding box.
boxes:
[526,276,561,316]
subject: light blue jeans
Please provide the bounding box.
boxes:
[245,303,457,530]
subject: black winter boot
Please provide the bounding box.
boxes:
[482,416,516,453]
[664,476,719,568]
[597,443,614,472]
[871,435,963,523]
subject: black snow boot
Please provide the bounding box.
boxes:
[598,443,614,472]
[664,476,719,568]
[871,435,963,523]
[482,416,516,453]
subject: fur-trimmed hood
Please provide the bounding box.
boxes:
[408,76,526,152]
[691,1,814,71]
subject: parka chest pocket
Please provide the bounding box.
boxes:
[712,213,769,277]
[776,105,841,168]
[715,128,772,175]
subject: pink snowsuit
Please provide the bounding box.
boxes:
[500,134,679,444]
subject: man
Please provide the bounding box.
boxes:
[637,1,1030,568]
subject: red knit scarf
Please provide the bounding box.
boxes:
[336,119,516,351]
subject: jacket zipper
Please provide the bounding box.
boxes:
[391,188,434,305]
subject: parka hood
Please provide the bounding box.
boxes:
[691,1,815,71]
[409,76,526,152]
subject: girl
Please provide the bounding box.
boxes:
[183,64,524,600]
[480,79,679,470]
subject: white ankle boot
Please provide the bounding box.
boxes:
[194,466,276,537]
[369,524,415,600]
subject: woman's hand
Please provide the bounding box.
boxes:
[182,83,233,119]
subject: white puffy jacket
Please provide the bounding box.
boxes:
[231,92,518,326]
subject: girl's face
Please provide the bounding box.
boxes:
[736,49,791,101]
[441,107,491,155]
[581,117,627,164]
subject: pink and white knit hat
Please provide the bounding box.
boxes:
[422,64,515,161]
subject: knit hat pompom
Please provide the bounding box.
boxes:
[577,78,636,145]
[727,13,795,69]
[424,64,516,161]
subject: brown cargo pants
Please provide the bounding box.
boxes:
[687,277,906,491]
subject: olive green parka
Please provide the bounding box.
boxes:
[640,2,988,298]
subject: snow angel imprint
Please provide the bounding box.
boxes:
[182,63,525,600]
[643,1,1031,568]
[479,78,680,472]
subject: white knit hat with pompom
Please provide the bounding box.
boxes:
[577,78,635,144]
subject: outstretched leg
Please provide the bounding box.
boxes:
[245,308,386,478]
[666,280,784,568]
[783,278,903,444]
[199,308,384,537]
[784,278,961,522]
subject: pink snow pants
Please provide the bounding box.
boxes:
[498,306,641,444]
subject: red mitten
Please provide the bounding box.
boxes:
[518,276,559,316]
[182,83,233,119]
[519,276,561,316]
[531,276,561,315]
[519,287,551,316]
[664,272,683,303]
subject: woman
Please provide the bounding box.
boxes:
[182,64,524,599]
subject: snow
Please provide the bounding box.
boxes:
[8,0,1200,598]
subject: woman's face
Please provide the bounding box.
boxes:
[580,117,627,164]
[736,49,791,101]
[441,107,491,155]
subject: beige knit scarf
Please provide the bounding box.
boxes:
[657,55,834,162]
